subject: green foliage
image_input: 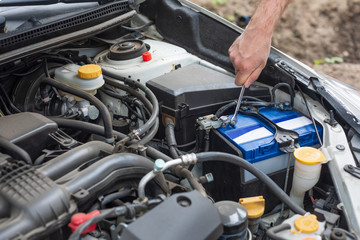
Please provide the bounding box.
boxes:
[211,0,227,6]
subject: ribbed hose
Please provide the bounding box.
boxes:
[41,77,114,143]
[196,152,306,215]
[39,141,113,180]
[0,136,31,164]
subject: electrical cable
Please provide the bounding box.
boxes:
[195,152,306,215]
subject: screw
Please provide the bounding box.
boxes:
[336,145,345,151]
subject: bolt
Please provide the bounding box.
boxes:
[176,15,183,23]
[205,173,214,183]
[336,145,345,151]
[154,159,165,171]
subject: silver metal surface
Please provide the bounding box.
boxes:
[230,86,245,126]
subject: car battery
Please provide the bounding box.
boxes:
[217,107,323,182]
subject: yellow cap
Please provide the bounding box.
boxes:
[239,196,265,219]
[78,64,102,79]
[295,214,319,233]
[294,147,326,165]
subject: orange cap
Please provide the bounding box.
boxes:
[294,147,326,165]
[78,64,102,79]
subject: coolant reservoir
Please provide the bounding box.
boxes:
[276,214,325,240]
[290,147,326,208]
[54,64,104,98]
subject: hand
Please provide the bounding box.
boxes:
[229,27,272,87]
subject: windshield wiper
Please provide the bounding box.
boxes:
[0,0,106,6]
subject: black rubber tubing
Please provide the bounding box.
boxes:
[49,117,127,140]
[0,136,31,164]
[49,117,156,147]
[195,152,306,215]
[145,146,207,197]
[266,223,291,240]
[215,100,237,118]
[164,117,180,159]
[39,141,113,180]
[102,72,159,138]
[63,153,156,194]
[271,83,294,108]
[41,77,114,143]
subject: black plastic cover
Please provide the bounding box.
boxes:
[0,112,57,159]
[146,64,270,144]
[0,161,76,239]
[121,191,223,240]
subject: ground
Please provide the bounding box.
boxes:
[191,0,360,89]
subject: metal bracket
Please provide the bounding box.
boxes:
[49,129,79,148]
[239,107,300,153]
[344,164,360,179]
[196,115,222,131]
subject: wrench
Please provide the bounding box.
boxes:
[230,86,245,126]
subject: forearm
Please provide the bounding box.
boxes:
[229,0,290,87]
[247,0,290,36]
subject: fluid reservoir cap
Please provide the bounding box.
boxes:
[239,196,265,219]
[294,147,326,165]
[295,214,319,233]
[78,64,102,79]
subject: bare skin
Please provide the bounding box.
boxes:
[229,0,290,87]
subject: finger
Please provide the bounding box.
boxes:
[244,64,264,88]
[235,69,251,86]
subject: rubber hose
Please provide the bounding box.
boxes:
[271,83,294,108]
[266,223,291,240]
[63,153,161,194]
[102,73,159,138]
[164,118,180,158]
[145,146,206,196]
[104,83,153,112]
[0,136,31,164]
[100,188,132,209]
[137,118,159,146]
[196,152,306,215]
[41,77,114,143]
[174,166,207,197]
[49,117,126,140]
[39,141,113,180]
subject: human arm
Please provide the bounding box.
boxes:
[228,0,290,87]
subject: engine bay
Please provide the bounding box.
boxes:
[0,1,357,240]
